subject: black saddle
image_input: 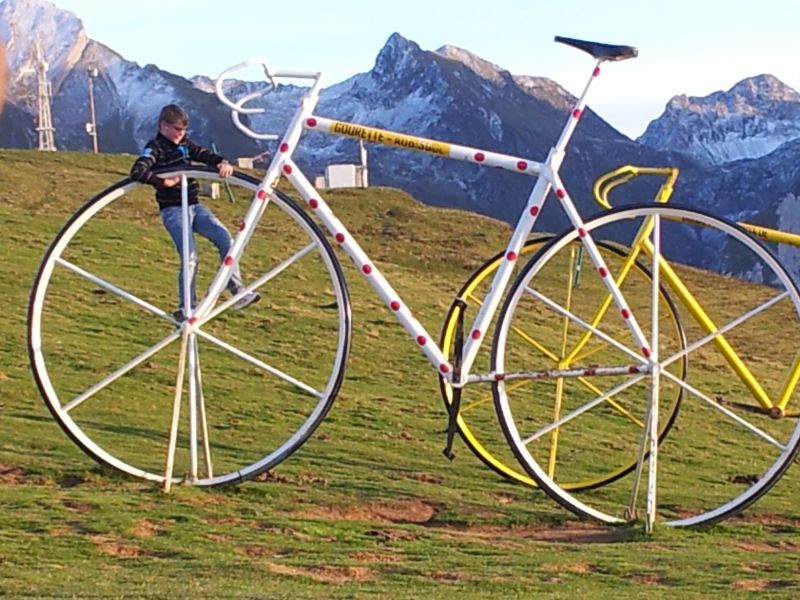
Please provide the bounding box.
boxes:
[554,36,638,61]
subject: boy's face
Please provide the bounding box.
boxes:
[159,120,187,144]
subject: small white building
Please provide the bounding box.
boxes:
[314,140,370,190]
[316,163,369,190]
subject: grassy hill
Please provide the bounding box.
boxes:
[3,149,800,598]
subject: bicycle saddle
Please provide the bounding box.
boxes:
[554,36,638,61]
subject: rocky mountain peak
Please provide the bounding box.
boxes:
[371,32,424,80]
[436,44,505,84]
[730,74,800,103]
[638,74,800,165]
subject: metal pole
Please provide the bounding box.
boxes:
[87,68,99,153]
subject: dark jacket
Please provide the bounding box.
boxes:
[130,132,225,210]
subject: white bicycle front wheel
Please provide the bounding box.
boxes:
[493,204,800,527]
[28,167,351,486]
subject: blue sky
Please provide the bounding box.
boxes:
[49,0,799,138]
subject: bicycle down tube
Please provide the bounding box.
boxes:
[214,41,650,388]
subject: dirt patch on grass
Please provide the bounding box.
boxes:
[265,562,374,583]
[0,464,46,485]
[732,579,797,591]
[735,539,800,553]
[237,545,281,559]
[130,519,165,538]
[349,551,402,563]
[296,498,440,524]
[90,534,154,558]
[426,570,471,582]
[296,498,632,544]
[630,572,669,585]
[62,499,96,513]
[433,521,633,544]
[541,562,599,574]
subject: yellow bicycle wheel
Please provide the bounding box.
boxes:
[439,236,686,490]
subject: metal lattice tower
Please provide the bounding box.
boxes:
[22,43,56,151]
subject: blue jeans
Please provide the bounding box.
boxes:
[160,204,244,310]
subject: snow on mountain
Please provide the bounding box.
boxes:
[638,74,800,165]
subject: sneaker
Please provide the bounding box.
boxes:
[233,291,261,311]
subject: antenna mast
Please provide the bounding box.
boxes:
[21,43,56,151]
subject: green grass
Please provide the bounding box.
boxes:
[3,149,800,598]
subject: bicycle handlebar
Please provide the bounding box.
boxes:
[592,165,679,209]
[215,59,322,141]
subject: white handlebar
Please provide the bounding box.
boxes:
[215,58,322,141]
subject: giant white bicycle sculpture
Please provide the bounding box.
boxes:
[28,37,800,530]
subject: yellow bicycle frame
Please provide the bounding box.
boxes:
[593,165,800,417]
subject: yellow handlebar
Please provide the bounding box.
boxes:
[592,165,679,209]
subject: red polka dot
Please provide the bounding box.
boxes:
[506,251,517,261]
[238,221,245,231]
[593,67,601,77]
[335,233,345,243]
[439,363,450,373]
[390,301,400,311]
[279,143,289,153]
[474,152,485,162]
[416,335,427,345]
[530,206,539,216]
[257,189,267,200]
[224,256,234,266]
[599,267,608,277]
[642,347,651,358]
[362,264,372,274]
[494,373,505,381]
[556,189,566,199]
[578,228,586,237]
[282,164,292,174]
[584,368,596,376]
[516,160,528,171]
[471,330,481,340]
[572,108,582,119]
[309,198,319,209]
[306,118,317,127]
[621,308,630,319]
[188,316,197,325]
[628,365,640,374]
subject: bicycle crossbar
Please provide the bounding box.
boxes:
[306,117,544,176]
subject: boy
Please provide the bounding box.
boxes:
[130,104,259,320]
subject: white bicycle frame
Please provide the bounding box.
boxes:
[207,46,654,391]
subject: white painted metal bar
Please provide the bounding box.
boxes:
[193,328,323,398]
[164,332,189,493]
[63,331,180,412]
[645,213,661,532]
[520,373,646,445]
[661,369,787,450]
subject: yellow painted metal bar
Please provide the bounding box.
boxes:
[592,164,777,409]
[740,223,800,248]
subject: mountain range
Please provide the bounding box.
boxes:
[2,0,800,279]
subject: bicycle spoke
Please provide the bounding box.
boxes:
[661,369,786,450]
[56,257,175,322]
[194,323,323,398]
[63,330,181,412]
[519,373,646,445]
[523,285,645,364]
